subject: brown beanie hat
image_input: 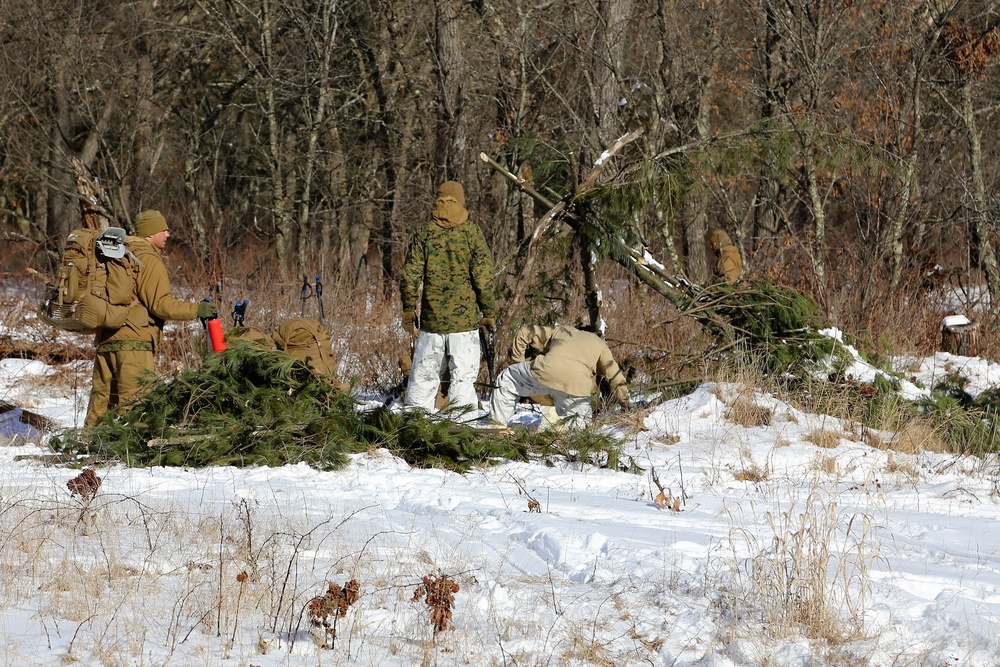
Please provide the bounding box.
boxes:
[135,210,168,237]
[437,181,465,208]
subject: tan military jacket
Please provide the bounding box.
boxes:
[96,237,198,351]
[510,325,628,401]
[709,229,742,284]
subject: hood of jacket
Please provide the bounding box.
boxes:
[709,229,732,248]
[432,180,469,229]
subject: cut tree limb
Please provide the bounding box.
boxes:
[480,129,644,317]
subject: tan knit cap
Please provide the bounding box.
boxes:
[135,210,168,237]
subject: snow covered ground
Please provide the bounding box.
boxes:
[3,347,1000,666]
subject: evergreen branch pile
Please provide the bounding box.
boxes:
[54,343,367,469]
[362,406,529,473]
[49,342,630,472]
[707,281,841,375]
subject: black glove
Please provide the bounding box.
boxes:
[197,300,217,319]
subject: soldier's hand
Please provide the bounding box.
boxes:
[197,299,217,319]
[615,385,631,409]
[479,316,495,334]
[402,311,418,338]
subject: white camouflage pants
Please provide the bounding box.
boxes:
[489,361,592,429]
[404,329,480,416]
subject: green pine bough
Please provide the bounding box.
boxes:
[50,341,629,473]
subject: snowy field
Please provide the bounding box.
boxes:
[3,344,1000,666]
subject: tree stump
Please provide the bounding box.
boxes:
[941,315,978,356]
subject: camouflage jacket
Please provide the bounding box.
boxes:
[400,218,495,334]
[95,237,198,351]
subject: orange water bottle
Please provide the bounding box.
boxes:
[207,315,227,353]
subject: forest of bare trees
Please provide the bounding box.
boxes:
[3,0,1000,332]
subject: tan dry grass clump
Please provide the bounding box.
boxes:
[725,484,878,647]
[727,398,773,428]
[813,455,838,474]
[734,464,769,483]
[890,419,950,454]
[884,455,921,482]
[805,428,844,449]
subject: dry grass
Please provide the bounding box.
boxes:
[813,455,838,474]
[891,419,950,454]
[805,428,845,449]
[734,464,769,483]
[884,455,921,482]
[609,405,653,435]
[723,481,879,648]
[727,398,773,428]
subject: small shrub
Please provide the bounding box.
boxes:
[66,469,102,501]
[411,574,460,634]
[308,579,361,649]
[914,393,997,455]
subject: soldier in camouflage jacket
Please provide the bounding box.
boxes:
[400,181,495,415]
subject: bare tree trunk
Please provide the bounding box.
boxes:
[260,0,294,277]
[803,145,828,307]
[475,0,536,254]
[888,5,943,290]
[580,234,603,332]
[590,0,633,148]
[48,50,116,246]
[296,0,339,277]
[752,0,792,248]
[434,0,467,183]
[962,80,1000,314]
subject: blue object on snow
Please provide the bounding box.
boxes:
[0,403,48,441]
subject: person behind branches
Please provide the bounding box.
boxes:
[399,181,496,417]
[708,228,742,284]
[85,210,216,426]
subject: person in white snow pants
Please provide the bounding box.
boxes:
[399,180,496,417]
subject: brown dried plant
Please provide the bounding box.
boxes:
[727,398,773,428]
[307,579,361,648]
[510,475,541,512]
[411,573,460,633]
[66,469,102,501]
[650,465,682,512]
[940,20,1000,78]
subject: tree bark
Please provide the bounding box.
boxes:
[591,0,633,147]
[434,0,468,183]
[962,80,1000,315]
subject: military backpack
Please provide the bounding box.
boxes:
[39,227,142,334]
[272,317,337,375]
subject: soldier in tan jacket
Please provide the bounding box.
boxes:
[708,229,742,284]
[85,210,216,426]
[487,325,629,429]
